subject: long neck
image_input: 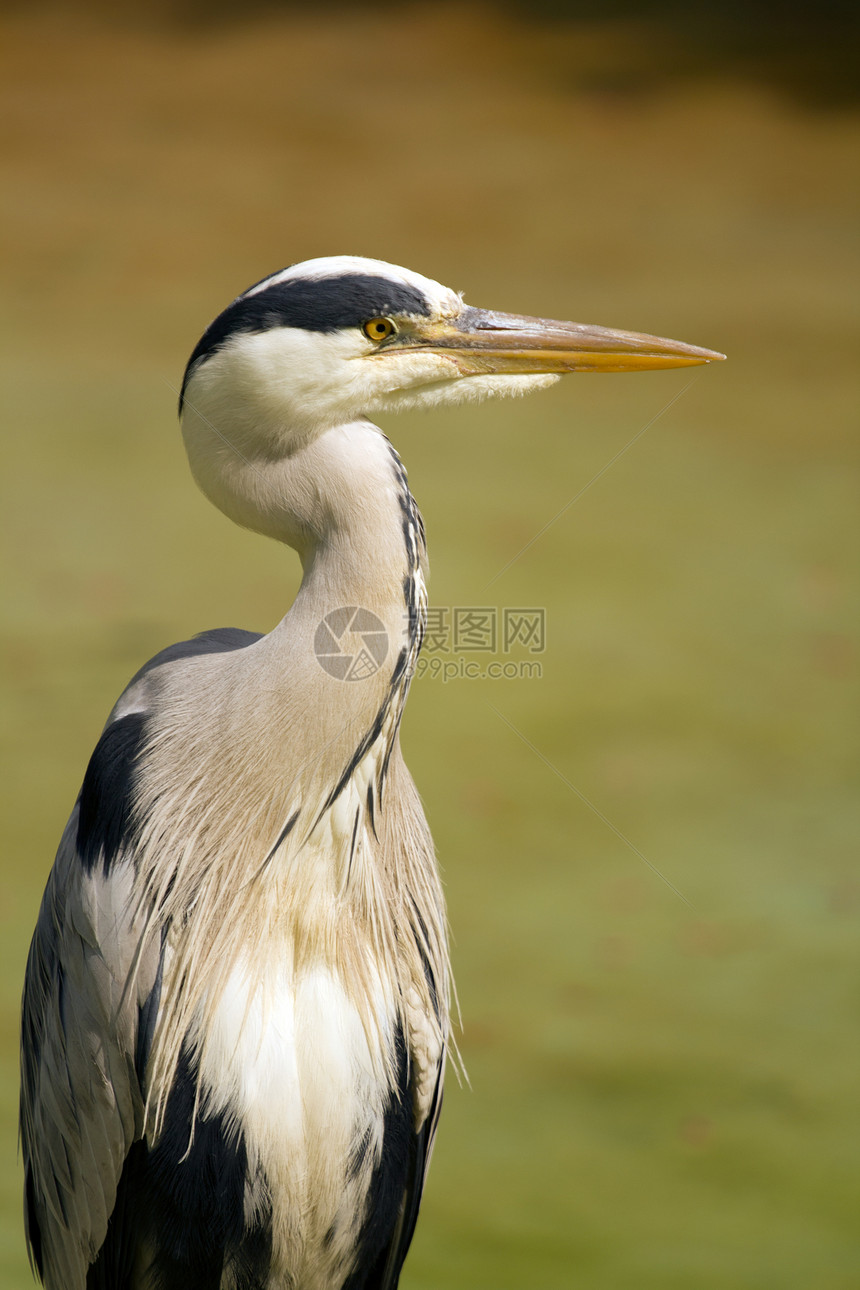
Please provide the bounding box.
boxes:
[204,420,429,828]
[142,423,442,1120]
[288,422,427,646]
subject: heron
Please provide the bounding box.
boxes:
[20,256,723,1290]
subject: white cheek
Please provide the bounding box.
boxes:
[244,328,367,418]
[183,325,561,446]
[185,327,371,442]
[362,351,459,396]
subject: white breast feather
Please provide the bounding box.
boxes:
[195,943,396,1289]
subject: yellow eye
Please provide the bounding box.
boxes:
[362,317,396,342]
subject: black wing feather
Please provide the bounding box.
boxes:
[345,1027,445,1290]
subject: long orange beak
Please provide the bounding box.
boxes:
[407,305,725,374]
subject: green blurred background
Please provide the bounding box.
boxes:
[1,3,858,1286]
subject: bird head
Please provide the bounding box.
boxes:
[178,257,724,547]
[179,255,724,453]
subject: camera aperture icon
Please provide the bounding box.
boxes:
[314,607,389,682]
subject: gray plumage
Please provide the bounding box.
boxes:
[20,256,723,1289]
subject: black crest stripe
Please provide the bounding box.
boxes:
[179,273,431,411]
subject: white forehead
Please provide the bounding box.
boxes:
[247,255,462,317]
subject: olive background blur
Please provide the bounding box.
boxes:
[1,3,858,1286]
